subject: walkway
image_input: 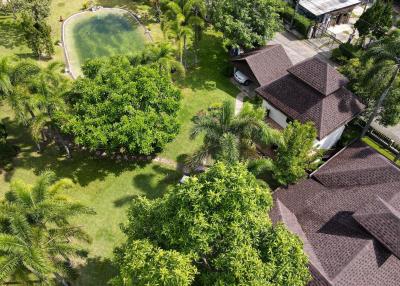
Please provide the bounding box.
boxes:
[235,92,246,115]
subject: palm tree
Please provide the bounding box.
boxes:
[140,42,185,77]
[361,35,400,137]
[161,0,205,65]
[0,171,95,284]
[188,101,281,167]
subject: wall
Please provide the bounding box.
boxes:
[262,100,288,129]
[263,100,345,150]
[314,125,346,149]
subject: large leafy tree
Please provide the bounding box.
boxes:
[0,171,95,284]
[0,57,13,99]
[111,240,197,286]
[210,0,282,49]
[355,0,393,41]
[20,13,54,58]
[189,101,281,167]
[272,121,320,185]
[56,56,181,155]
[112,162,311,285]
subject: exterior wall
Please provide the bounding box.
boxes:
[314,125,346,149]
[262,100,288,129]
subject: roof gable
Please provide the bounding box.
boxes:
[354,194,400,259]
[270,142,400,285]
[231,45,293,86]
[287,58,349,95]
[256,74,364,139]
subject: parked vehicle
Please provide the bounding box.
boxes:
[234,68,251,86]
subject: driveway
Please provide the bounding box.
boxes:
[270,30,337,65]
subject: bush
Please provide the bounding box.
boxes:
[205,80,217,90]
[331,43,362,64]
[279,2,314,37]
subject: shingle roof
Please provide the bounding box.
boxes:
[256,73,365,139]
[270,142,400,286]
[300,0,361,17]
[287,58,349,96]
[231,45,293,86]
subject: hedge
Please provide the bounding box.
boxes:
[279,2,314,37]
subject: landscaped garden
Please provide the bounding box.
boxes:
[1,0,400,285]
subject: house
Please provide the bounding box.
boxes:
[256,57,365,149]
[270,141,400,286]
[298,0,361,37]
[231,45,293,86]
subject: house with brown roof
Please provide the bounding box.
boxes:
[256,57,365,149]
[231,45,293,86]
[270,141,400,285]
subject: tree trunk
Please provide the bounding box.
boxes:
[54,126,71,158]
[183,35,187,67]
[290,0,300,29]
[361,67,400,137]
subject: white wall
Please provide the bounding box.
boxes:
[262,100,288,129]
[263,100,345,150]
[314,125,346,150]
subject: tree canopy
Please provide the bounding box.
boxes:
[0,171,95,284]
[355,0,393,40]
[112,162,311,285]
[210,0,282,49]
[273,121,320,185]
[56,56,181,155]
[340,34,400,127]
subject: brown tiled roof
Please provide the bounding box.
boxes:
[256,74,365,139]
[288,58,349,96]
[270,142,400,286]
[231,45,293,86]
[353,194,400,259]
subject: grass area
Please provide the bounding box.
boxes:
[64,9,149,76]
[0,1,238,285]
[362,136,400,166]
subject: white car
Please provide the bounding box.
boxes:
[234,69,251,86]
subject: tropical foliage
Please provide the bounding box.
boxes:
[56,56,182,155]
[112,162,311,286]
[340,34,400,130]
[210,0,282,49]
[0,171,95,284]
[111,239,197,286]
[272,121,320,185]
[161,0,206,65]
[355,0,393,41]
[188,101,281,167]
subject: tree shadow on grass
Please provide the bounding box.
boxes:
[75,256,117,286]
[178,31,239,97]
[1,117,149,187]
[0,16,26,50]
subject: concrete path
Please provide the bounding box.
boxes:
[270,31,337,65]
[235,92,246,115]
[153,156,177,169]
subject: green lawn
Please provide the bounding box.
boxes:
[0,1,237,284]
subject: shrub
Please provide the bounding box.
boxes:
[279,2,314,37]
[205,80,217,90]
[331,43,362,64]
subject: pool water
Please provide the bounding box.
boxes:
[64,9,148,76]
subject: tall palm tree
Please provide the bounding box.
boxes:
[188,101,281,167]
[361,35,400,137]
[0,171,95,284]
[161,0,205,65]
[140,42,185,77]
